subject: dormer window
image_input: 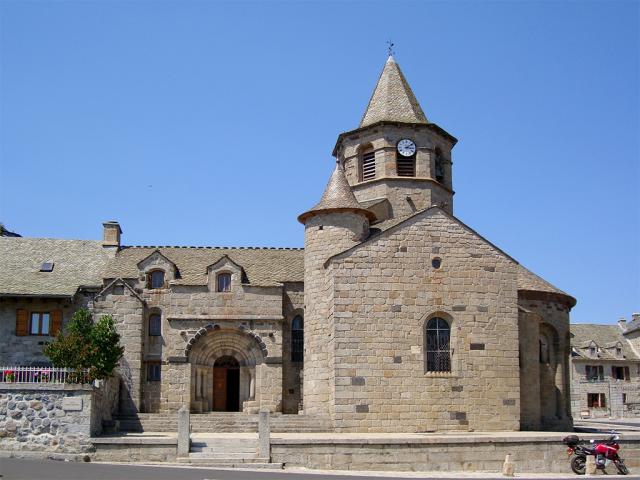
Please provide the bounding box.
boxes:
[360,148,376,182]
[217,273,231,292]
[148,270,165,289]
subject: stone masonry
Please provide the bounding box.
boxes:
[0,54,578,434]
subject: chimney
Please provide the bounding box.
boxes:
[618,317,627,331]
[102,221,122,248]
[633,313,640,324]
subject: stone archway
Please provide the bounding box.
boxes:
[186,325,267,413]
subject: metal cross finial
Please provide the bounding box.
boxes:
[387,40,395,57]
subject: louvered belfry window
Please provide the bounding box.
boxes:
[396,155,415,177]
[426,317,451,372]
[361,150,376,181]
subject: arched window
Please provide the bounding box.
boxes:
[425,317,450,372]
[359,146,376,182]
[291,315,304,363]
[217,273,231,292]
[539,336,550,363]
[149,313,161,336]
[148,270,165,289]
[434,148,445,184]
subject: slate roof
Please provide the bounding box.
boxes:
[570,324,639,361]
[360,55,428,128]
[0,237,109,297]
[516,265,571,297]
[298,164,376,223]
[104,246,304,287]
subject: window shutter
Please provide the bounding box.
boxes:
[612,366,616,378]
[625,366,630,381]
[16,309,29,336]
[51,310,63,336]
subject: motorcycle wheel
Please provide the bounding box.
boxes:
[614,460,629,475]
[571,455,586,475]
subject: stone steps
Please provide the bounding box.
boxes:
[115,412,330,433]
[176,458,283,468]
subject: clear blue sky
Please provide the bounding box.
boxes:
[1,1,638,324]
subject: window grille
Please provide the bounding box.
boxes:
[291,315,304,363]
[425,317,450,372]
[361,151,376,181]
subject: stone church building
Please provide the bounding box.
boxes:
[0,56,576,432]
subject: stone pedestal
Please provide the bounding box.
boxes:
[177,405,190,456]
[258,408,271,460]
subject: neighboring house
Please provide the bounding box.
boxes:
[0,55,578,433]
[570,315,640,419]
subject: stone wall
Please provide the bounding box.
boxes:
[303,212,369,419]
[271,433,640,473]
[570,360,640,419]
[519,296,572,430]
[338,123,455,217]
[0,379,118,454]
[326,208,520,432]
[0,296,90,366]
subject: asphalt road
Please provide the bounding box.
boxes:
[0,458,609,480]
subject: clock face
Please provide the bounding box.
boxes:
[397,139,416,157]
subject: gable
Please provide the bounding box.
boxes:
[329,207,516,267]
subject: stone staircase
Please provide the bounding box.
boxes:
[115,412,330,433]
[176,434,282,469]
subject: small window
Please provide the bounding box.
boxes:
[434,148,445,183]
[147,363,161,382]
[623,393,627,404]
[291,315,304,363]
[40,262,54,272]
[148,270,165,289]
[30,312,50,336]
[431,257,442,269]
[217,273,231,292]
[425,317,451,372]
[587,393,606,408]
[612,366,630,381]
[360,150,376,181]
[149,314,161,336]
[539,336,550,364]
[586,365,604,381]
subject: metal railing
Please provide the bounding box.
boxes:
[0,366,90,384]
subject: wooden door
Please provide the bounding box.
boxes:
[213,367,227,411]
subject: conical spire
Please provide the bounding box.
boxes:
[359,55,428,127]
[298,163,376,223]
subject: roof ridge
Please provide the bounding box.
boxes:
[121,245,304,250]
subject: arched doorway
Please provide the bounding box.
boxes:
[213,356,240,412]
[186,326,267,413]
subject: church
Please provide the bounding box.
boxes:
[0,55,576,432]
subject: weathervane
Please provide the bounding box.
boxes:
[387,40,395,57]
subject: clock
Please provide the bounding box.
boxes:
[397,139,416,157]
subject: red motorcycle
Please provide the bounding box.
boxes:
[563,434,629,475]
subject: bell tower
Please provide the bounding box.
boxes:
[333,55,458,222]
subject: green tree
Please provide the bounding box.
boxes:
[44,309,124,382]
